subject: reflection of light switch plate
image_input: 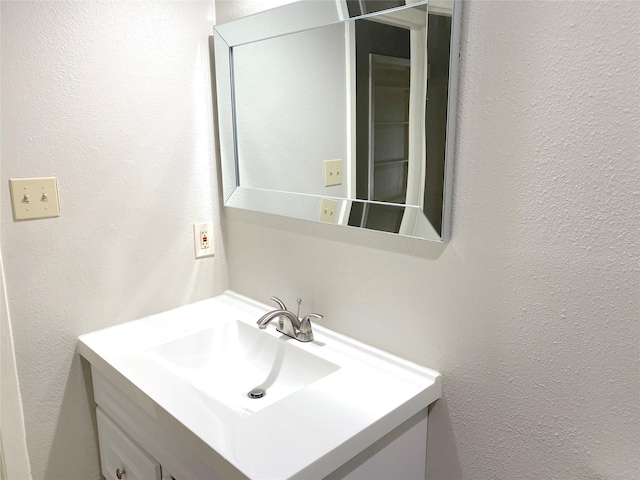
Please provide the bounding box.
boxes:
[324,159,342,187]
[9,177,60,221]
[319,198,338,223]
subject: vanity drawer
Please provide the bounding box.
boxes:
[97,407,162,480]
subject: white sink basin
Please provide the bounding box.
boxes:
[78,291,441,479]
[143,319,339,416]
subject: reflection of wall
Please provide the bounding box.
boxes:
[221,1,640,479]
[234,22,349,198]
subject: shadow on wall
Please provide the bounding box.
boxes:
[43,353,100,480]
[225,207,449,262]
[426,394,463,480]
[209,36,227,212]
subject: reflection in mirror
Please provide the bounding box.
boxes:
[214,0,461,241]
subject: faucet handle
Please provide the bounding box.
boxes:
[300,313,323,334]
[297,313,322,342]
[269,296,287,311]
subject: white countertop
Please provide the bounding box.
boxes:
[78,291,442,479]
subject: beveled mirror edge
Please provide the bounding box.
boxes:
[225,187,442,241]
[215,0,345,47]
[213,0,462,243]
[213,29,235,204]
[440,0,462,242]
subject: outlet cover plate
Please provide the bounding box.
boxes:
[9,177,60,221]
[193,222,214,259]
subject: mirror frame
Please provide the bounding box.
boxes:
[214,0,462,242]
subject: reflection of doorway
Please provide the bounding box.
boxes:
[348,19,410,233]
[369,54,411,204]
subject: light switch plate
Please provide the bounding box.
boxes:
[9,177,60,221]
[319,198,338,223]
[324,159,342,187]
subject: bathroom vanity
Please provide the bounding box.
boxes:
[78,292,442,479]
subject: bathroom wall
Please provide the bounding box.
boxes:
[220,1,640,479]
[1,2,225,478]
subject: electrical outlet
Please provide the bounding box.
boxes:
[193,222,214,259]
[324,159,342,187]
[319,198,338,223]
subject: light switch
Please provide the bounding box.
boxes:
[324,159,342,187]
[319,198,338,223]
[9,177,60,221]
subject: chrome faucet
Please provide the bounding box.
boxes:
[257,296,322,342]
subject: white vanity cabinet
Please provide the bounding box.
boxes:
[80,292,442,480]
[96,408,162,480]
[90,367,430,480]
[90,370,233,480]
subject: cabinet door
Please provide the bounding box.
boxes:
[97,407,162,480]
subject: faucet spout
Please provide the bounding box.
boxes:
[256,310,300,330]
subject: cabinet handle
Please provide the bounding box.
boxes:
[116,468,126,479]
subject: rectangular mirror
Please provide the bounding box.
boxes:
[214,0,461,241]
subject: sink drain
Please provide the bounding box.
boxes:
[248,388,266,399]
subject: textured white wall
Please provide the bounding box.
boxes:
[1,2,226,479]
[220,0,640,478]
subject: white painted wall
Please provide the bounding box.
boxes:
[0,8,32,479]
[1,2,225,479]
[220,0,640,478]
